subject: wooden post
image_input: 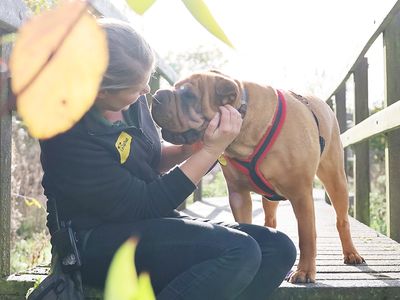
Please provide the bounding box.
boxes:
[0,0,28,279]
[353,57,370,225]
[335,84,349,173]
[193,182,202,202]
[335,85,347,134]
[383,11,400,242]
[0,46,11,279]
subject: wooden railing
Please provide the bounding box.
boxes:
[0,0,177,279]
[325,0,400,242]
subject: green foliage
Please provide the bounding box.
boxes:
[370,192,387,235]
[165,45,228,77]
[202,169,228,198]
[24,0,58,14]
[11,231,51,273]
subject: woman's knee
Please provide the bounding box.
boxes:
[228,233,262,279]
[271,231,297,269]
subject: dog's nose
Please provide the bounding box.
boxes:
[154,89,172,104]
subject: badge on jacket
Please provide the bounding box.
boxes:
[115,131,132,164]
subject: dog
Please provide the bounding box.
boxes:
[151,70,365,283]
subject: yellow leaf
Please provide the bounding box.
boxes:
[104,238,156,300]
[10,0,108,139]
[126,0,157,15]
[24,198,42,209]
[181,0,233,48]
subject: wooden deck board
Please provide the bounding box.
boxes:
[183,190,400,299]
[2,190,400,299]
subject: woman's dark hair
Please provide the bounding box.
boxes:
[98,18,155,90]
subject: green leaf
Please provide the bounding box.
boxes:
[136,273,156,300]
[181,0,233,48]
[104,238,155,300]
[126,0,157,15]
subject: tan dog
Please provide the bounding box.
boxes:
[151,70,365,283]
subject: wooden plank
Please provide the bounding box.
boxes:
[316,273,400,280]
[341,100,400,147]
[384,11,400,243]
[273,283,400,300]
[0,0,28,33]
[352,57,370,224]
[314,259,400,266]
[1,277,103,299]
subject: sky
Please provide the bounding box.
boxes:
[120,0,395,102]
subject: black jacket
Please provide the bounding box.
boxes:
[40,96,196,231]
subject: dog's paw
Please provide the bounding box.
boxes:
[344,252,365,265]
[286,269,316,284]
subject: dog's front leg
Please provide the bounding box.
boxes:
[288,195,317,283]
[227,187,253,224]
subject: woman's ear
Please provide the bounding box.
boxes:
[215,77,239,106]
[97,90,109,100]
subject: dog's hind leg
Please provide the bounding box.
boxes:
[262,197,279,228]
[316,128,365,265]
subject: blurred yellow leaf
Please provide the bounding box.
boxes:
[104,238,155,300]
[24,198,43,209]
[10,0,108,139]
[181,0,233,48]
[126,0,157,15]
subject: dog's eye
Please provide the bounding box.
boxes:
[180,88,197,102]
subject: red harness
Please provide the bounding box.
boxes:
[225,90,287,200]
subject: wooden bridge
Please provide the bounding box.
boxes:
[1,0,400,299]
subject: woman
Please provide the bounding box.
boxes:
[40,18,296,299]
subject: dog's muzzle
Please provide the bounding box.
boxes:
[161,128,203,145]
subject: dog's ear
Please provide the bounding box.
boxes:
[215,77,239,106]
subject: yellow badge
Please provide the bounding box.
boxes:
[115,131,132,164]
[218,155,227,166]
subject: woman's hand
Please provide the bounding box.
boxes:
[178,105,242,185]
[202,105,243,156]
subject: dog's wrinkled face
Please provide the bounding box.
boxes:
[151,71,241,144]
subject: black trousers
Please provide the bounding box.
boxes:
[79,214,296,300]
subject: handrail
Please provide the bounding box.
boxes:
[341,100,400,148]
